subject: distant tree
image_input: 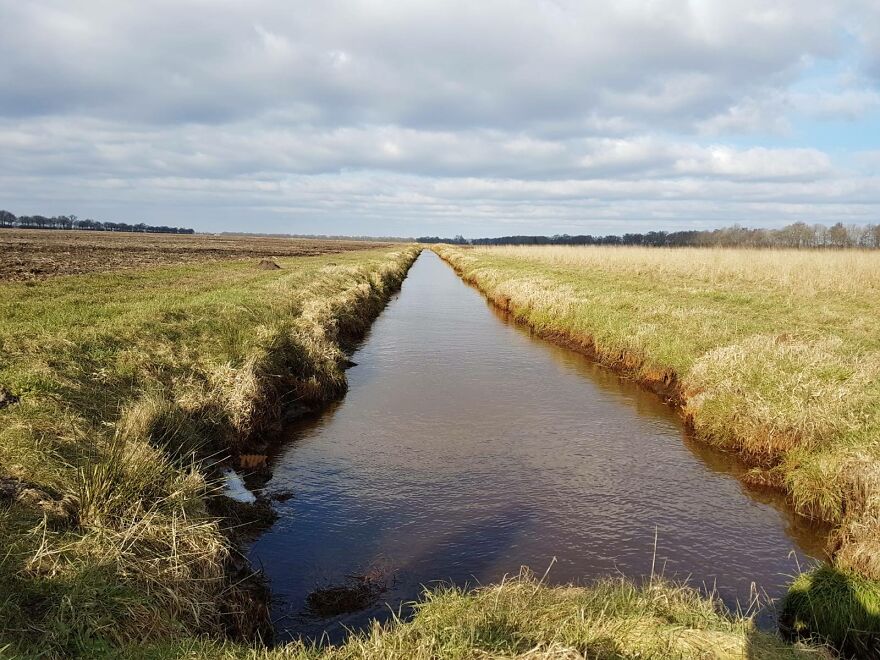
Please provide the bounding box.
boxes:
[776,222,811,248]
[0,211,194,235]
[55,215,74,230]
[848,224,870,248]
[827,222,850,248]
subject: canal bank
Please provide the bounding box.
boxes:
[248,250,827,643]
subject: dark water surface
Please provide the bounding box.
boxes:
[248,250,827,642]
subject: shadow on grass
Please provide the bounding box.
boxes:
[777,565,880,658]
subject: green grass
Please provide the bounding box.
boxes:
[433,244,880,652]
[782,566,880,657]
[0,246,419,657]
[135,571,825,660]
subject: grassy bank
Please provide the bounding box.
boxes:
[433,244,880,652]
[137,572,827,659]
[0,244,419,657]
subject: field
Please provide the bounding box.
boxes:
[0,233,419,656]
[0,229,393,280]
[434,244,880,652]
[1,235,873,657]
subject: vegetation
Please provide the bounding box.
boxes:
[434,244,880,653]
[418,221,880,249]
[135,571,827,660]
[0,209,194,234]
[0,243,419,657]
[782,566,880,658]
[1,236,867,658]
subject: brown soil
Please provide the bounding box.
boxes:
[0,229,396,281]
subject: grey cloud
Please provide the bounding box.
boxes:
[1,1,878,236]
[0,117,838,183]
[0,1,849,131]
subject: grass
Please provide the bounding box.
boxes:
[433,244,880,652]
[781,566,880,658]
[136,571,827,659]
[0,241,860,658]
[0,244,419,657]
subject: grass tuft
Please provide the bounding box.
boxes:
[781,566,880,656]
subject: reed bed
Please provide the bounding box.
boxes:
[434,244,880,652]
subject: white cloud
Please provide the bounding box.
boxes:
[0,0,845,128]
[0,0,878,235]
[796,88,880,120]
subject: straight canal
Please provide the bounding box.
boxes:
[248,250,827,641]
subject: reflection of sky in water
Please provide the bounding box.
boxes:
[249,251,828,643]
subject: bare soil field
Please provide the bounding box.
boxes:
[0,229,395,280]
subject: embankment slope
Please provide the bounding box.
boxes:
[434,244,880,655]
[0,245,419,657]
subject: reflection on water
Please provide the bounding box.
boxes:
[248,251,828,642]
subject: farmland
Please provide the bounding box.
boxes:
[0,229,393,281]
[1,235,875,657]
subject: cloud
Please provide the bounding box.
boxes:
[0,1,878,235]
[0,117,838,183]
[0,0,845,129]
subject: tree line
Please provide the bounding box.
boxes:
[0,210,194,235]
[419,222,880,248]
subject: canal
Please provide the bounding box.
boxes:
[248,250,825,641]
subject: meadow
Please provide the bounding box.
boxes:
[1,235,874,658]
[0,234,418,656]
[434,244,880,652]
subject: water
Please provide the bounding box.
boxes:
[248,250,827,641]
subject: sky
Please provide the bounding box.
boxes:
[1,1,879,237]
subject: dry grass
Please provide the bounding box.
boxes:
[492,246,880,296]
[0,244,419,657]
[0,229,395,280]
[138,571,828,659]
[434,244,880,650]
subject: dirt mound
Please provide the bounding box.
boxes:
[0,477,23,501]
[257,259,281,270]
